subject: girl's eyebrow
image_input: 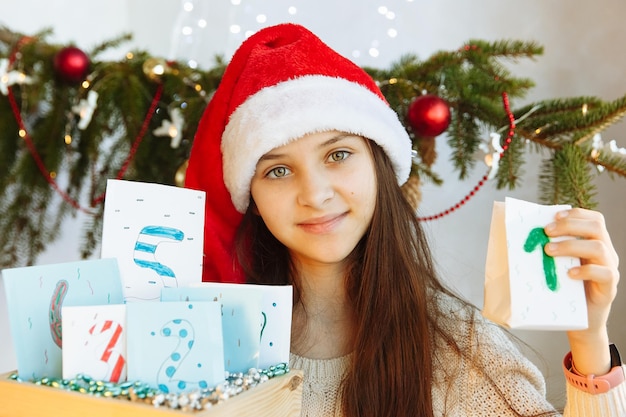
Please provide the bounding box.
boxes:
[321,133,360,147]
[258,152,285,162]
[258,133,360,162]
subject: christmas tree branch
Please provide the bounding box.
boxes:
[1,25,625,267]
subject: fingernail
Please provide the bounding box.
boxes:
[568,267,580,277]
[556,210,569,219]
[545,222,556,233]
[545,242,557,253]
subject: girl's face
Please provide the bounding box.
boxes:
[250,130,377,269]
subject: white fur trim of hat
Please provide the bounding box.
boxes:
[222,74,413,213]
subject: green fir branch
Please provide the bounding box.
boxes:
[1,25,625,267]
[539,144,597,208]
[448,109,481,179]
[495,130,527,190]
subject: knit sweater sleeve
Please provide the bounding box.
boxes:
[432,294,555,416]
[434,293,626,416]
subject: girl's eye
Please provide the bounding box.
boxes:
[267,166,290,178]
[329,150,350,162]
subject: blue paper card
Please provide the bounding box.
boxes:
[176,283,294,368]
[126,301,224,394]
[2,258,124,379]
[161,284,267,373]
[254,285,292,368]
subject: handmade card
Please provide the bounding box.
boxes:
[62,304,127,382]
[482,197,588,330]
[250,284,292,369]
[166,282,293,368]
[100,179,206,302]
[126,301,224,394]
[2,258,124,379]
[161,283,290,373]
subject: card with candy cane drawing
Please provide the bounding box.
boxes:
[1,258,124,379]
[126,301,225,394]
[101,179,206,302]
[61,304,127,382]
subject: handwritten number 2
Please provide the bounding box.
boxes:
[523,227,558,292]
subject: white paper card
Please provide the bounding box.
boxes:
[101,179,205,302]
[482,197,588,330]
[62,304,127,382]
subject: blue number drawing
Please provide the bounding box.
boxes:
[156,318,208,393]
[260,312,267,342]
[133,225,184,287]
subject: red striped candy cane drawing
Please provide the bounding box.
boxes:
[88,320,126,383]
[49,279,69,348]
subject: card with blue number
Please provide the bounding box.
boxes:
[126,301,224,394]
[100,179,206,302]
[162,284,267,373]
[162,283,292,371]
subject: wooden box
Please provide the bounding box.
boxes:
[0,370,303,417]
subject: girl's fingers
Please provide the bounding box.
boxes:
[544,239,616,267]
[543,208,620,311]
[569,264,619,302]
[545,208,619,267]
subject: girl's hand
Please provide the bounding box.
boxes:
[544,208,620,376]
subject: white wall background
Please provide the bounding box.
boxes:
[1,0,625,408]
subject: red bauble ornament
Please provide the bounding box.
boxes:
[53,46,90,83]
[407,94,451,137]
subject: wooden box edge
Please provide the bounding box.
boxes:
[0,370,303,417]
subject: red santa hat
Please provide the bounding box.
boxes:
[185,23,412,283]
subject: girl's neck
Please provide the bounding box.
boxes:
[290,262,355,359]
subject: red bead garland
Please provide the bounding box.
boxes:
[417,92,515,221]
[7,38,163,214]
[8,35,515,221]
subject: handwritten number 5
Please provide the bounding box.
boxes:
[523,227,559,292]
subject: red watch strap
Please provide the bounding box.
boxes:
[563,346,625,394]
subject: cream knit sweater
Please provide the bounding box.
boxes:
[289,293,626,416]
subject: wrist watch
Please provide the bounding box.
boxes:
[563,343,625,394]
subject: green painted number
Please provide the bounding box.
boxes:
[523,227,559,292]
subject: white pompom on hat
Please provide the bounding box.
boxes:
[185,23,412,282]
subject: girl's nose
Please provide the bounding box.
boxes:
[296,170,334,208]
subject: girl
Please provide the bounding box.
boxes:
[185,23,624,416]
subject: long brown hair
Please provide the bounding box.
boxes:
[235,141,556,417]
[235,140,442,416]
